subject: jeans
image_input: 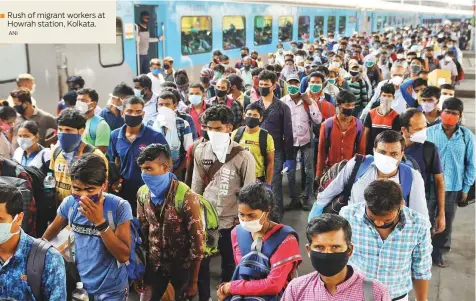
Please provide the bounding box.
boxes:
[271,150,285,215]
[218,227,236,283]
[89,287,128,301]
[197,256,211,301]
[288,143,314,204]
[140,55,150,75]
[142,266,191,301]
[428,191,459,251]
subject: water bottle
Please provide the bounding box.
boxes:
[43,172,56,209]
[296,150,302,171]
[72,282,89,301]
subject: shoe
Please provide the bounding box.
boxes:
[432,253,449,268]
[442,246,452,254]
[302,203,312,211]
[284,198,302,211]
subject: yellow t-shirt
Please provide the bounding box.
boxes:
[50,144,109,205]
[231,128,274,178]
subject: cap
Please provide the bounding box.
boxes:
[286,73,301,83]
[348,59,360,70]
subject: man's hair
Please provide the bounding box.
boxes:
[0,182,24,217]
[238,183,279,222]
[442,97,464,114]
[150,58,161,66]
[137,143,170,166]
[159,90,178,104]
[258,70,277,85]
[439,84,454,91]
[413,78,427,88]
[123,96,145,108]
[251,67,264,77]
[241,46,249,52]
[63,90,78,107]
[421,86,441,100]
[161,81,177,89]
[336,90,357,105]
[410,57,425,66]
[306,214,352,247]
[400,108,424,128]
[380,83,395,95]
[364,180,403,215]
[205,105,233,125]
[57,108,87,130]
[140,11,149,18]
[77,88,99,103]
[189,83,205,93]
[264,64,275,72]
[162,87,182,105]
[66,75,85,88]
[133,75,152,90]
[213,49,223,57]
[10,89,32,104]
[228,74,244,90]
[0,105,17,121]
[373,130,404,150]
[70,154,107,186]
[308,72,325,82]
[113,82,135,97]
[217,78,231,90]
[245,101,264,117]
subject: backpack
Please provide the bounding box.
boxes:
[27,238,53,301]
[402,154,421,175]
[88,115,104,141]
[303,93,333,138]
[53,143,96,161]
[225,225,300,301]
[67,194,147,283]
[233,127,269,170]
[323,116,364,154]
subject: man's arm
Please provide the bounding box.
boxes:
[316,124,326,177]
[462,131,475,194]
[413,280,429,301]
[399,79,416,107]
[191,147,207,195]
[304,94,323,125]
[363,127,371,155]
[265,151,275,184]
[433,173,446,233]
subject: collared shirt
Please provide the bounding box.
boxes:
[13,146,51,171]
[340,204,432,299]
[427,124,475,193]
[281,266,391,301]
[99,106,125,131]
[107,124,167,193]
[208,96,243,129]
[143,92,159,125]
[314,157,429,217]
[183,102,208,138]
[281,94,322,147]
[0,230,66,301]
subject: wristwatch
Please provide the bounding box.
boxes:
[96,220,109,232]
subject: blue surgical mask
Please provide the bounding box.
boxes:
[141,172,173,206]
[58,133,82,153]
[0,215,19,245]
[189,94,203,106]
[134,88,144,98]
[151,68,162,76]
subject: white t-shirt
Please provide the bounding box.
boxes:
[147,72,165,94]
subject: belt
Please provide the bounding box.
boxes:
[392,293,407,301]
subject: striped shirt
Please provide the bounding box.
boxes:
[427,124,475,193]
[340,204,432,299]
[345,78,369,106]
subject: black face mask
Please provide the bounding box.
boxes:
[241,53,247,58]
[202,130,209,140]
[124,114,143,128]
[14,104,26,115]
[176,76,187,86]
[200,77,210,84]
[310,249,350,277]
[215,89,227,98]
[341,108,353,116]
[164,64,170,70]
[244,64,251,70]
[245,117,260,128]
[364,208,400,229]
[259,87,271,97]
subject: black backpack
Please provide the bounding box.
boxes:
[233,127,269,169]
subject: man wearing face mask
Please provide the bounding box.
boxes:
[136,144,204,301]
[163,57,175,82]
[423,46,439,72]
[107,96,167,215]
[133,75,159,125]
[184,84,210,138]
[50,109,109,207]
[11,89,57,148]
[310,130,428,219]
[228,74,249,110]
[281,74,322,211]
[192,105,256,294]
[427,98,475,267]
[137,11,151,74]
[407,57,425,80]
[199,68,216,101]
[235,47,257,69]
[207,79,243,130]
[0,183,66,301]
[401,109,445,238]
[340,180,432,301]
[174,69,191,109]
[6,73,37,107]
[439,50,458,84]
[344,60,369,118]
[437,83,455,111]
[240,56,253,88]
[400,76,427,109]
[76,88,111,154]
[419,86,442,126]
[147,58,165,94]
[282,214,391,301]
[99,83,134,131]
[363,84,401,155]
[275,44,285,66]
[185,113,208,187]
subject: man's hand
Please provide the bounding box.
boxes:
[433,213,446,234]
[185,281,198,298]
[78,195,105,226]
[217,283,231,301]
[132,280,146,294]
[458,191,473,207]
[302,92,313,105]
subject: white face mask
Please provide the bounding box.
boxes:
[374,152,399,174]
[18,137,34,151]
[410,128,427,144]
[421,102,436,113]
[439,94,452,108]
[208,131,230,163]
[0,215,19,245]
[380,97,393,115]
[75,100,90,114]
[239,212,265,233]
[396,53,404,60]
[157,106,176,130]
[391,76,404,86]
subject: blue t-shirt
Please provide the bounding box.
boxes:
[405,141,443,191]
[58,194,133,295]
[99,106,125,132]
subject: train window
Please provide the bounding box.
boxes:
[279,16,294,42]
[181,16,213,55]
[314,16,324,38]
[0,45,29,83]
[383,16,388,28]
[338,16,346,35]
[223,16,246,50]
[327,16,336,34]
[377,16,383,30]
[99,18,124,67]
[298,16,310,40]
[254,16,272,46]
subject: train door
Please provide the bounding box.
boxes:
[134,4,161,75]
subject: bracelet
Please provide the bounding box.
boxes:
[96,220,109,232]
[99,226,110,234]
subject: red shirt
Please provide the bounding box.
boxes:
[316,99,336,120]
[184,102,207,138]
[316,116,366,177]
[229,224,302,296]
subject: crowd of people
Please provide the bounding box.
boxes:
[0,20,474,301]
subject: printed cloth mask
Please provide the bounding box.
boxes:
[72,192,101,203]
[409,128,427,144]
[18,137,34,151]
[310,249,349,277]
[1,122,12,132]
[373,152,399,174]
[208,131,230,163]
[0,215,19,245]
[410,64,422,73]
[134,88,144,98]
[151,68,162,76]
[239,212,265,233]
[350,71,360,77]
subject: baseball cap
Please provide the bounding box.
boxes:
[286,73,301,83]
[348,59,360,70]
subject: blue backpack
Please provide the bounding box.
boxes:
[68,193,146,283]
[225,225,300,301]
